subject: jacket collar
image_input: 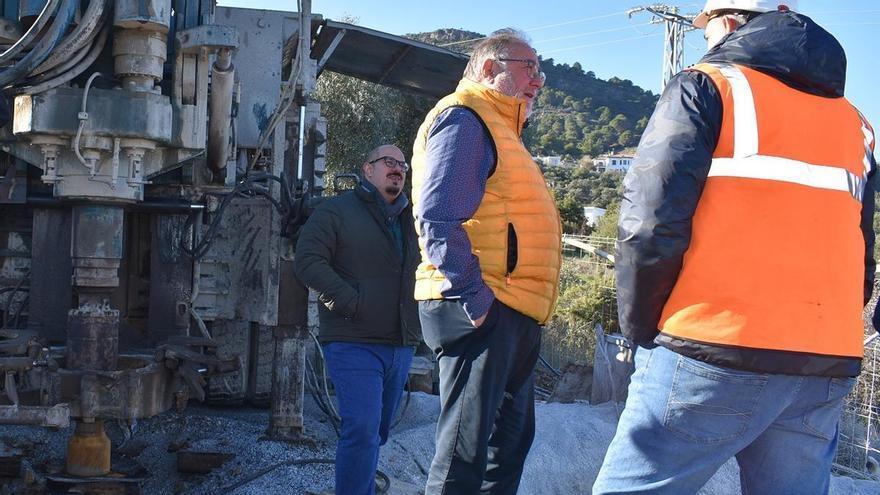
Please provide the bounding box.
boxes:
[701,11,846,98]
[356,180,409,220]
[455,78,527,135]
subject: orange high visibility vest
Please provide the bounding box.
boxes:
[659,63,875,361]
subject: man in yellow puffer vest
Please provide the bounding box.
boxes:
[410,29,561,494]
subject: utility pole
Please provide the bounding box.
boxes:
[627,5,697,91]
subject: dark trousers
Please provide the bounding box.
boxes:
[420,299,541,495]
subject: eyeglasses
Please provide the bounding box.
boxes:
[369,156,409,172]
[497,58,546,83]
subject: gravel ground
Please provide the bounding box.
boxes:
[2,392,879,494]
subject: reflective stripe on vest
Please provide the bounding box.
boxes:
[707,64,871,201]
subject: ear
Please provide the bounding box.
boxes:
[722,15,743,33]
[362,162,372,176]
[481,58,497,81]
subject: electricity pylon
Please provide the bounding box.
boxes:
[628,5,697,91]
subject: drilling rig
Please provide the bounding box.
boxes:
[0,1,466,491]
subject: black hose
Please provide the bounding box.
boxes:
[305,357,340,436]
[1,274,30,329]
[538,354,562,377]
[15,23,109,95]
[216,458,391,495]
[390,379,412,430]
[31,0,108,77]
[11,294,29,329]
[182,173,294,260]
[0,0,61,66]
[0,0,77,88]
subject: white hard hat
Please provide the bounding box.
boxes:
[693,0,798,28]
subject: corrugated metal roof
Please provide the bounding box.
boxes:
[311,20,470,99]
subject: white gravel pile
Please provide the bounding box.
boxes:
[379,397,880,495]
[1,393,878,494]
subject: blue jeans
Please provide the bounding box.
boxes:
[594,345,855,495]
[323,342,415,495]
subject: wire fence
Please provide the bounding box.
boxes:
[835,333,880,479]
[548,235,880,480]
[543,235,619,372]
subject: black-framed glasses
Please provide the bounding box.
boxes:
[497,58,546,83]
[369,156,409,172]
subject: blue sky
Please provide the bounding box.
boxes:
[218,1,880,131]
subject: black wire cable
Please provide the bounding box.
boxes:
[216,458,390,494]
[538,354,563,377]
[11,294,29,329]
[390,379,412,430]
[182,172,295,260]
[1,273,30,329]
[305,357,340,436]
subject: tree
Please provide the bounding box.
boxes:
[557,194,586,234]
[609,114,630,134]
[314,72,431,192]
[596,106,613,125]
[593,202,620,238]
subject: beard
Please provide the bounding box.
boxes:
[496,75,534,118]
[384,184,402,197]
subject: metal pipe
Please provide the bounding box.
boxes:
[0,404,69,428]
[207,48,235,172]
[297,104,306,180]
[267,327,308,439]
[66,420,111,476]
[25,194,204,212]
[66,304,119,371]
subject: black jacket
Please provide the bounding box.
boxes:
[294,185,422,346]
[616,11,877,373]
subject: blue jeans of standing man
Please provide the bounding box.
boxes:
[593,345,856,494]
[323,342,415,495]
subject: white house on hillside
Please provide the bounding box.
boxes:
[583,206,607,227]
[534,155,563,167]
[593,154,634,172]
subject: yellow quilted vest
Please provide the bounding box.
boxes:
[411,79,562,324]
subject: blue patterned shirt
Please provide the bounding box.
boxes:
[415,107,496,321]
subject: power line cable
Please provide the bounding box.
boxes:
[440,10,632,47]
[541,32,663,55]
[533,22,655,44]
[524,10,631,32]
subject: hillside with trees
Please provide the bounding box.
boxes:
[315,28,659,183]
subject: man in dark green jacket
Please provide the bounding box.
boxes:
[294,144,421,495]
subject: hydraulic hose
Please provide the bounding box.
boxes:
[25,13,105,86]
[16,23,108,95]
[32,0,108,77]
[0,0,78,88]
[0,0,61,66]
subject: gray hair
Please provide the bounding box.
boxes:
[463,28,533,81]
